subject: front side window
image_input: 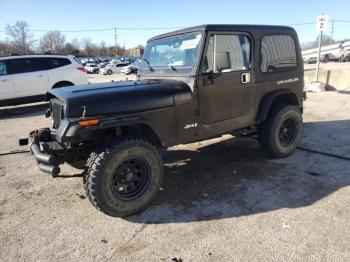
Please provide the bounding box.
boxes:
[144,33,202,68]
[202,34,251,73]
[260,35,297,73]
[0,62,7,76]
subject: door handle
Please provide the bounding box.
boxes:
[38,75,43,78]
[241,73,251,84]
[0,78,9,82]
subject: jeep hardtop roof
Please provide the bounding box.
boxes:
[148,24,296,42]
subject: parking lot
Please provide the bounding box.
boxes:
[0,71,349,261]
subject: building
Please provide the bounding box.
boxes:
[128,47,144,58]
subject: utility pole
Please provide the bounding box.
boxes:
[123,40,125,56]
[330,19,334,43]
[315,15,328,83]
[114,27,118,57]
[316,30,323,82]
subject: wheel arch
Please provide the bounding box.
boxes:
[120,122,165,148]
[67,118,167,149]
[256,89,302,124]
[52,81,74,89]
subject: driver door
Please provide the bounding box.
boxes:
[197,32,254,124]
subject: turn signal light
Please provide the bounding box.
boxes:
[78,119,100,126]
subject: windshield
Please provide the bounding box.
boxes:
[143,32,202,68]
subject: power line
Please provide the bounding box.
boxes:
[334,19,350,22]
[0,26,185,33]
[289,22,315,26]
[1,21,350,33]
[32,28,114,32]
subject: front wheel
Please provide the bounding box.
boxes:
[107,70,113,75]
[258,104,303,158]
[83,137,163,217]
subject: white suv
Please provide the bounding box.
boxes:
[0,55,88,106]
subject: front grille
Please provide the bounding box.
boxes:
[51,99,64,129]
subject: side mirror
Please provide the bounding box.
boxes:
[216,52,231,72]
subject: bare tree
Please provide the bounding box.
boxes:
[0,40,16,56]
[301,34,336,50]
[62,42,78,55]
[40,31,66,54]
[99,41,108,56]
[81,38,99,57]
[70,38,80,50]
[6,21,35,54]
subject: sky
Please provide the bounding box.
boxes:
[0,0,349,49]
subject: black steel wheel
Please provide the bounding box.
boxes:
[111,157,151,200]
[278,118,298,147]
[83,137,163,217]
[258,104,303,158]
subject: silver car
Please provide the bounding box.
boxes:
[99,63,129,75]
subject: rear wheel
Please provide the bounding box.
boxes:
[323,55,329,63]
[258,104,303,158]
[83,137,163,217]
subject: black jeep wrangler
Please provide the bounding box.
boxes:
[22,25,304,217]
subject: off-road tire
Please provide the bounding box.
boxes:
[258,104,302,158]
[83,137,163,217]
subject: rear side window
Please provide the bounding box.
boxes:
[260,35,297,73]
[6,58,49,74]
[46,58,71,69]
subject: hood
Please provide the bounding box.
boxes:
[47,80,190,118]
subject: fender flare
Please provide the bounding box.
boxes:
[64,116,168,147]
[256,89,301,124]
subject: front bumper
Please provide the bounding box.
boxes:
[31,142,61,176]
[21,128,65,177]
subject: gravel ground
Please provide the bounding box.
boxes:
[0,85,350,261]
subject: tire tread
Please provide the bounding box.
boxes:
[83,136,162,217]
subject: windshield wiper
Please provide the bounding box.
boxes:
[142,57,154,72]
